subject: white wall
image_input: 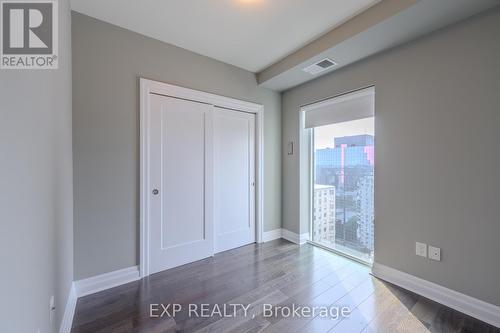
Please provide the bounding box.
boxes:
[0,0,73,332]
[282,8,500,306]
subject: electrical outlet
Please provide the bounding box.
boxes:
[416,242,427,257]
[428,246,441,261]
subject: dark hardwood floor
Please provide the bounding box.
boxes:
[72,239,500,333]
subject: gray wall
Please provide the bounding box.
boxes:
[0,0,73,332]
[282,8,500,306]
[72,12,282,279]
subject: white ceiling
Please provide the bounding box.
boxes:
[70,0,379,72]
[259,0,500,91]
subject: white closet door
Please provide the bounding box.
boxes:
[214,108,255,253]
[149,94,214,274]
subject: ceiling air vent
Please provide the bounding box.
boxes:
[303,58,337,75]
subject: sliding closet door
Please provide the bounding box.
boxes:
[213,108,255,253]
[149,94,214,274]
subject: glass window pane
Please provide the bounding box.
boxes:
[312,117,374,263]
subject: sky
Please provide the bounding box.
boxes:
[314,117,374,149]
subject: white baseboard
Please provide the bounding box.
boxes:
[281,229,309,245]
[262,228,309,245]
[75,266,140,298]
[59,283,77,333]
[262,228,282,242]
[371,263,500,328]
[299,232,310,245]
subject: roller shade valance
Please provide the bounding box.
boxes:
[302,86,374,128]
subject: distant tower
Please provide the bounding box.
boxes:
[357,175,374,251]
[313,185,336,244]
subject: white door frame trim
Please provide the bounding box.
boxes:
[139,78,264,278]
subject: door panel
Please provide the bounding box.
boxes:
[214,108,255,253]
[161,98,205,248]
[149,94,213,274]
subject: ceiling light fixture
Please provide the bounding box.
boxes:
[237,0,264,5]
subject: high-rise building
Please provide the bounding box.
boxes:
[356,175,374,251]
[315,135,374,171]
[314,134,374,255]
[312,184,336,245]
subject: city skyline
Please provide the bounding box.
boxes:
[314,117,374,149]
[313,122,375,263]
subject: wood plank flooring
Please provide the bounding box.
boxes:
[71,240,500,333]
